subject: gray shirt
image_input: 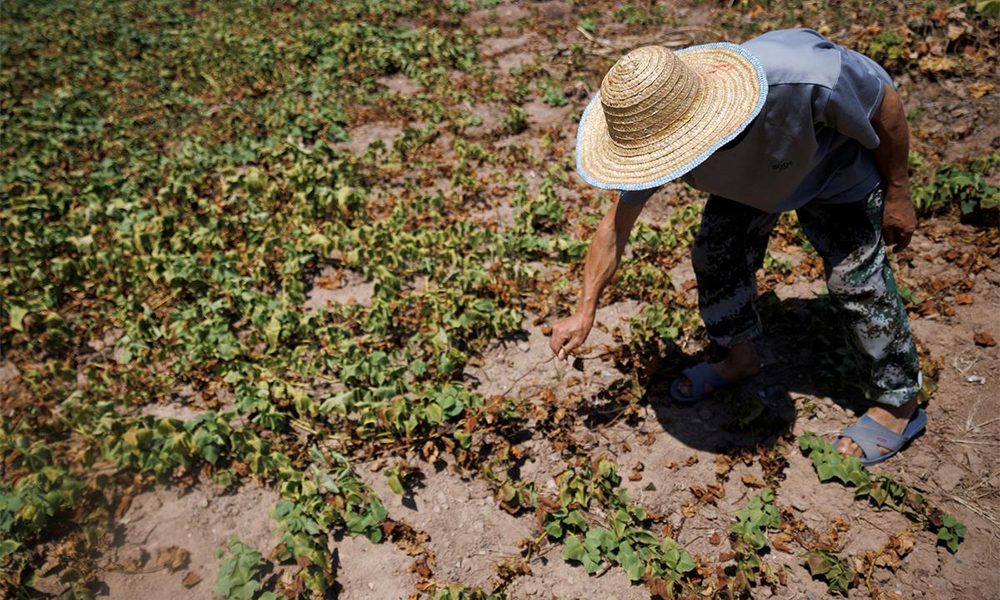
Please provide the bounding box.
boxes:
[622,28,893,212]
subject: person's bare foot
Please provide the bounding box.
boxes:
[675,340,761,399]
[837,397,919,459]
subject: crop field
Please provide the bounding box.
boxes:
[1,1,998,599]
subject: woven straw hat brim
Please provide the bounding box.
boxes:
[576,42,768,191]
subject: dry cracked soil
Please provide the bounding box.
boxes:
[34,1,999,599]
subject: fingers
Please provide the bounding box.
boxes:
[549,315,593,361]
[549,329,567,358]
[883,226,897,250]
[895,229,913,252]
[557,333,583,361]
[549,325,575,361]
[551,328,586,361]
[883,224,915,253]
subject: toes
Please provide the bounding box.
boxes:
[837,438,863,458]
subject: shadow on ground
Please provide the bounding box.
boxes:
[587,292,879,454]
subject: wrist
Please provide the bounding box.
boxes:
[884,180,909,195]
[574,300,597,321]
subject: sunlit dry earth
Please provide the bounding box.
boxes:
[1,1,998,600]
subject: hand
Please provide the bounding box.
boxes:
[549,311,594,361]
[882,185,916,252]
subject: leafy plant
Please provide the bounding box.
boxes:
[799,433,966,553]
[501,105,529,135]
[866,31,907,70]
[802,548,855,595]
[731,488,781,552]
[433,586,506,600]
[614,2,666,25]
[541,82,568,107]
[539,457,697,592]
[214,536,277,600]
[936,513,968,554]
[911,153,1000,216]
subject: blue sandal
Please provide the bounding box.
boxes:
[838,408,928,466]
[669,361,749,404]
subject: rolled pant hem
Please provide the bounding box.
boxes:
[709,323,762,349]
[868,371,923,408]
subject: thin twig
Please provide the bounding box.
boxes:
[575,25,617,50]
[498,355,556,399]
[290,418,318,435]
[968,469,1000,492]
[947,438,1000,446]
[966,416,1000,433]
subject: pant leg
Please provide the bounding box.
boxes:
[795,186,921,407]
[692,195,780,348]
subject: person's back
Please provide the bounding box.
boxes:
[682,29,892,212]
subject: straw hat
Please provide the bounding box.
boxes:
[576,42,768,190]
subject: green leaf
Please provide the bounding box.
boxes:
[676,551,695,573]
[815,462,836,481]
[453,431,472,449]
[9,305,28,331]
[563,510,587,529]
[409,360,427,376]
[202,444,220,465]
[561,535,586,562]
[386,471,404,496]
[545,521,563,538]
[0,539,21,558]
[617,541,644,581]
[263,313,282,348]
[978,0,1000,17]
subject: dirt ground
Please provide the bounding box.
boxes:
[76,2,999,599]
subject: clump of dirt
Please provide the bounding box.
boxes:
[522,97,572,130]
[378,73,423,97]
[462,3,531,30]
[460,103,508,138]
[360,458,534,589]
[304,265,375,311]
[96,484,280,600]
[330,122,405,156]
[328,534,416,600]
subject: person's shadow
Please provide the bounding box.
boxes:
[586,291,872,454]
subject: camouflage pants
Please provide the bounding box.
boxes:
[691,185,921,407]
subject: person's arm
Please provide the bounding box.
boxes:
[870,83,916,252]
[549,198,646,360]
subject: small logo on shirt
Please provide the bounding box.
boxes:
[772,161,793,171]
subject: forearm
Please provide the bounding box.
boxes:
[871,83,910,193]
[575,201,642,315]
[576,218,622,315]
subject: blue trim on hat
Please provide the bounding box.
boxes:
[575,42,769,191]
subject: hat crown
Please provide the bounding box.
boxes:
[600,46,701,147]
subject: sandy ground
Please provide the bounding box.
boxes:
[73,1,999,599]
